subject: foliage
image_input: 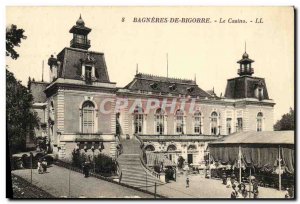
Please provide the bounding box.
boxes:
[177,156,185,168]
[71,149,87,168]
[274,108,294,131]
[6,24,27,60]
[94,153,117,175]
[7,70,40,156]
[71,150,117,176]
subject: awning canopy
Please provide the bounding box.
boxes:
[209,131,294,174]
[146,152,176,167]
[210,131,294,145]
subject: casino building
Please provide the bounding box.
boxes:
[30,16,275,167]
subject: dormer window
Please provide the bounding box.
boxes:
[255,80,264,100]
[85,66,92,83]
[150,82,159,90]
[80,53,96,83]
[187,87,195,93]
[169,84,177,91]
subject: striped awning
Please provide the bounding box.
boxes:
[146,152,176,167]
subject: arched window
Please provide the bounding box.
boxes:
[187,145,197,151]
[211,111,218,135]
[145,145,155,151]
[134,106,144,134]
[194,111,202,134]
[167,144,177,152]
[82,101,95,133]
[175,109,184,134]
[257,112,263,132]
[155,108,165,135]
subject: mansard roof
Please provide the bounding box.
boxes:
[30,81,48,103]
[124,73,213,98]
[224,75,269,99]
[56,47,110,83]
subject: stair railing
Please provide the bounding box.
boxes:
[135,134,165,183]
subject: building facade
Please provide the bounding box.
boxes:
[30,16,275,165]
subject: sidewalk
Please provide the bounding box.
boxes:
[12,165,153,198]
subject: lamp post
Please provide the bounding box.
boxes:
[91,145,95,173]
[30,152,33,184]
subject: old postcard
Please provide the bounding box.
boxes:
[6,6,295,199]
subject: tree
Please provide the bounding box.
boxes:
[6,24,39,156]
[6,24,27,60]
[274,108,294,131]
[7,70,40,155]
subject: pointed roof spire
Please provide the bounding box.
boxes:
[136,63,139,75]
[76,14,85,26]
[194,73,197,83]
[245,41,247,53]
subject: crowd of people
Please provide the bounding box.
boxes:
[220,173,259,199]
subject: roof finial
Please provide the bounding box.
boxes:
[136,63,139,75]
[194,73,196,83]
[245,41,247,53]
[79,14,82,19]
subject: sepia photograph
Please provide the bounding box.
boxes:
[6,6,295,199]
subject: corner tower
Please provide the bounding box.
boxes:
[224,49,270,101]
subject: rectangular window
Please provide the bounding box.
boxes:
[85,66,92,82]
[257,118,262,132]
[211,118,218,135]
[134,114,143,134]
[75,34,86,44]
[194,116,201,134]
[226,118,232,134]
[237,118,243,132]
[176,116,183,134]
[82,109,94,133]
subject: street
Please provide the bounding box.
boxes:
[12,165,286,199]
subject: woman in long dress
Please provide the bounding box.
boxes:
[37,160,43,174]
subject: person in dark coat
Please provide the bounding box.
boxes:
[83,162,90,178]
[231,184,237,199]
[186,177,190,188]
[222,172,227,185]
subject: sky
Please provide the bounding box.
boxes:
[6,6,294,123]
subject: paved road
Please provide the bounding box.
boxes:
[12,165,287,199]
[141,173,286,199]
[12,165,153,198]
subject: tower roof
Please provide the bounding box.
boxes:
[69,15,91,35]
[76,14,85,26]
[237,52,254,64]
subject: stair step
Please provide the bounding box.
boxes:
[121,176,162,183]
[118,137,163,188]
[121,180,164,187]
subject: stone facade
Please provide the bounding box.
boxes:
[30,16,275,166]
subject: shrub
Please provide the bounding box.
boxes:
[71,149,87,169]
[94,153,117,175]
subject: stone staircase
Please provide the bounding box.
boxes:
[117,137,164,188]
